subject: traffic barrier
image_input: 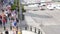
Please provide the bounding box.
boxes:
[38,29,40,34]
[25,27,27,30]
[30,26,32,31]
[34,27,36,33]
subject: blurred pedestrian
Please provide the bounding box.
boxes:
[18,30,21,34]
[1,0,4,6]
[0,32,3,34]
[12,19,17,28]
[6,5,11,10]
[4,9,8,17]
[1,9,6,19]
[15,18,18,25]
[0,15,2,25]
[2,17,7,27]
[5,29,9,34]
[1,9,6,26]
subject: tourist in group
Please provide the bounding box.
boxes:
[5,29,9,34]
[4,9,8,17]
[18,29,21,34]
[0,15,2,25]
[1,9,6,19]
[1,9,6,26]
[12,19,17,28]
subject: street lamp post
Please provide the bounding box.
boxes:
[19,0,23,34]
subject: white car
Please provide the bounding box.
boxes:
[55,5,60,9]
[47,4,55,10]
[39,3,46,7]
[27,4,39,7]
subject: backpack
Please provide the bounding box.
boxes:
[14,21,17,26]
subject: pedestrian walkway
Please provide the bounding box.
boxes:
[2,30,36,34]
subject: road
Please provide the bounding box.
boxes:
[25,10,60,26]
[24,8,60,34]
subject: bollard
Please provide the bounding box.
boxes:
[4,26,6,30]
[41,32,42,34]
[25,27,27,30]
[38,29,40,34]
[30,26,32,31]
[10,26,12,30]
[35,27,36,33]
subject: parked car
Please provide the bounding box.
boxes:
[55,5,60,9]
[39,3,46,7]
[27,4,39,7]
[47,4,55,10]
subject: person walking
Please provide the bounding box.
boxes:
[0,15,2,25]
[12,19,17,28]
[1,0,4,6]
[15,29,21,34]
[4,9,8,17]
[5,29,9,34]
[1,9,6,26]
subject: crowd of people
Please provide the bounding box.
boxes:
[0,2,20,34]
[0,4,18,27]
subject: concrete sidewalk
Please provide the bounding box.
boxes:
[2,30,36,34]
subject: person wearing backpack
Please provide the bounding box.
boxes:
[12,19,17,29]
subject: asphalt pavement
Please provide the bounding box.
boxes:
[24,9,60,34]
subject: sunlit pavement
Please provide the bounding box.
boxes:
[25,10,60,25]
